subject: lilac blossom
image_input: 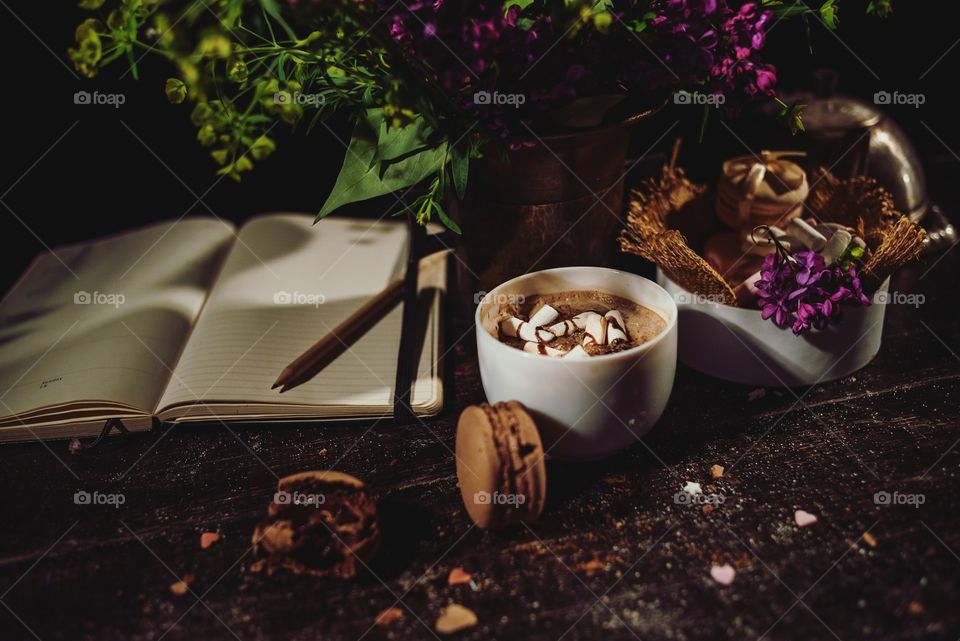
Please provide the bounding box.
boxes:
[755,251,871,336]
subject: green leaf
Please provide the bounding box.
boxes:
[867,0,893,17]
[433,201,461,234]
[450,143,469,200]
[504,0,535,12]
[819,0,839,29]
[259,0,297,40]
[762,1,812,20]
[377,116,435,163]
[165,78,187,104]
[698,104,711,143]
[778,101,807,135]
[318,109,447,219]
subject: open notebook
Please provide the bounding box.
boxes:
[0,215,445,443]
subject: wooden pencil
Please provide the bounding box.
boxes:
[272,277,405,393]
[272,250,447,393]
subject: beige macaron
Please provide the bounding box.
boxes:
[455,401,547,529]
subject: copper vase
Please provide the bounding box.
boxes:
[454,108,659,292]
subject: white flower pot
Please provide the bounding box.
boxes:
[656,268,889,387]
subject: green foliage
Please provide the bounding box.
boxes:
[776,98,807,135]
[819,0,839,29]
[67,0,890,233]
[761,0,840,28]
[837,243,865,271]
[866,0,893,17]
[165,78,187,104]
[68,19,103,78]
[318,109,448,220]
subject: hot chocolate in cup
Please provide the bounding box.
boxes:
[475,267,678,461]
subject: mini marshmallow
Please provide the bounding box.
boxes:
[820,228,852,265]
[787,218,827,252]
[523,342,566,356]
[564,345,591,359]
[527,304,559,328]
[572,311,601,328]
[816,222,852,234]
[547,319,579,337]
[582,314,607,347]
[604,310,628,344]
[499,316,554,343]
[812,221,867,250]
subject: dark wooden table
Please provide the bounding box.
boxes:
[1,246,959,641]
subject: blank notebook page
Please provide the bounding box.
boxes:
[156,215,439,413]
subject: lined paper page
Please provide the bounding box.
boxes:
[157,215,439,413]
[0,219,236,420]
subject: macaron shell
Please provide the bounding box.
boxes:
[456,405,501,529]
[497,401,547,525]
[278,470,366,491]
[456,402,547,529]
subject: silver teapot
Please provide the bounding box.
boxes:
[791,71,954,253]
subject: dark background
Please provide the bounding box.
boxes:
[1,2,957,293]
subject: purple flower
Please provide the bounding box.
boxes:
[754,249,871,335]
[373,0,781,144]
[794,250,826,286]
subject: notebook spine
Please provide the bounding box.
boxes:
[393,217,425,422]
[72,416,162,451]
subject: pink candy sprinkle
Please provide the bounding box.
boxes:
[795,510,818,527]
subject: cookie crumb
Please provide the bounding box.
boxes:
[710,464,725,479]
[375,607,404,626]
[448,567,473,586]
[169,575,193,596]
[435,604,477,634]
[200,532,221,549]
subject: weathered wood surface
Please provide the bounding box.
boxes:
[1,254,958,641]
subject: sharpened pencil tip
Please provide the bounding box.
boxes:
[271,382,281,390]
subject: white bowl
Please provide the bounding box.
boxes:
[656,268,889,387]
[475,267,678,461]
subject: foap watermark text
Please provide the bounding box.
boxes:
[674,90,725,106]
[474,490,525,506]
[874,90,925,108]
[74,90,126,108]
[473,91,525,108]
[474,290,526,306]
[74,291,125,308]
[274,490,326,507]
[274,91,325,107]
[874,490,925,508]
[273,291,326,307]
[74,490,126,507]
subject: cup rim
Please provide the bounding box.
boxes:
[474,266,678,363]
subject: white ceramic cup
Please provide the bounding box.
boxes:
[475,267,678,461]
